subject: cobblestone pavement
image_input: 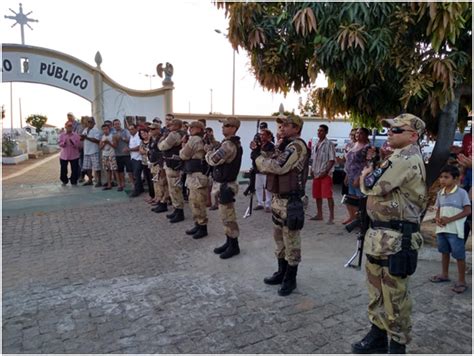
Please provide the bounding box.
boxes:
[2,159,472,353]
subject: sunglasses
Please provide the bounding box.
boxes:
[389,127,415,134]
[223,124,233,128]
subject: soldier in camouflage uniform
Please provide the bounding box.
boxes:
[149,122,170,214]
[158,118,185,223]
[255,115,309,296]
[180,121,209,239]
[205,117,243,259]
[352,114,427,354]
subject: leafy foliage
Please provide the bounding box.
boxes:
[25,114,48,134]
[216,2,472,130]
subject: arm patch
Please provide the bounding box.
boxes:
[211,147,226,164]
[276,146,295,167]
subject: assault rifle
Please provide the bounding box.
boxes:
[243,119,260,218]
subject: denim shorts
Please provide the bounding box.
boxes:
[437,232,466,260]
[348,180,364,197]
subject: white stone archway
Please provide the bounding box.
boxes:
[2,43,173,125]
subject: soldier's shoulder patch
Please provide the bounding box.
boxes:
[276,145,295,167]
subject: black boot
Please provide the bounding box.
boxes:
[351,324,388,354]
[152,202,168,213]
[388,339,406,354]
[169,209,184,223]
[264,258,288,285]
[192,225,208,239]
[166,209,177,219]
[213,236,230,254]
[278,264,298,296]
[219,237,240,259]
[186,223,199,235]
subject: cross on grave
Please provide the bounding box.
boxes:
[4,3,39,45]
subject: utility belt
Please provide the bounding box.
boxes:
[367,220,419,278]
[276,191,305,199]
[371,220,419,233]
[183,159,208,174]
[271,192,305,231]
[164,155,182,170]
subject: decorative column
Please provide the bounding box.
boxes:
[157,62,174,115]
[92,51,104,126]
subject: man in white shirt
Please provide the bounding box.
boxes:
[80,117,102,187]
[124,124,143,197]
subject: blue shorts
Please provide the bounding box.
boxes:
[437,232,466,260]
[348,181,364,197]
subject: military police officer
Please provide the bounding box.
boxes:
[179,121,209,239]
[158,118,185,223]
[255,114,309,296]
[352,114,427,354]
[205,117,243,259]
[149,122,170,214]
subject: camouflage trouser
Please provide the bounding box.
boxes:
[271,195,305,266]
[212,181,239,239]
[366,257,412,345]
[151,165,169,203]
[189,187,208,225]
[165,167,184,209]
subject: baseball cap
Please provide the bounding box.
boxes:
[219,117,240,129]
[381,113,425,135]
[170,119,183,127]
[276,114,303,128]
[149,123,161,129]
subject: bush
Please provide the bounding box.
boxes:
[25,114,48,134]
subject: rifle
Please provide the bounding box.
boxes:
[243,119,260,218]
[344,129,379,269]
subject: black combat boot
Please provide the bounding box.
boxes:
[351,324,388,354]
[152,202,168,213]
[278,264,298,296]
[264,258,288,285]
[192,225,208,239]
[388,339,406,354]
[219,237,240,259]
[166,209,178,219]
[185,223,199,235]
[213,236,230,254]
[169,209,184,223]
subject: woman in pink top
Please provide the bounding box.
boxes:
[58,122,82,185]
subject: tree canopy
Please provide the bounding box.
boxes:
[26,114,48,134]
[217,2,471,185]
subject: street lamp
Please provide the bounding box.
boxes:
[215,29,235,115]
[139,72,156,89]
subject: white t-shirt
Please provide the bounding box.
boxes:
[101,134,115,157]
[129,132,142,161]
[82,127,101,155]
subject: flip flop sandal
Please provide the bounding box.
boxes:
[429,275,451,283]
[452,284,468,294]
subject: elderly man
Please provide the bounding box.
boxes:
[80,117,102,187]
[352,114,427,354]
[58,121,81,185]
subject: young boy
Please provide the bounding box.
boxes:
[430,165,471,293]
[100,124,118,190]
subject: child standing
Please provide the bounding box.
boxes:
[100,124,118,190]
[430,165,471,293]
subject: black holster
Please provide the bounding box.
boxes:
[286,194,304,231]
[219,183,235,204]
[388,223,418,278]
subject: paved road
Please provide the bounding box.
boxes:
[2,159,472,353]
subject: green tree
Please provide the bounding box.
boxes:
[217,2,471,186]
[25,114,48,134]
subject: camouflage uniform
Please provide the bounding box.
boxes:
[355,114,427,352]
[205,117,243,259]
[256,115,309,296]
[158,128,184,210]
[256,136,309,266]
[180,127,209,227]
[150,131,169,207]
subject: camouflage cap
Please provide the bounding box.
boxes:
[381,113,425,135]
[149,123,161,129]
[170,119,183,127]
[219,117,240,129]
[276,114,303,128]
[189,121,205,130]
